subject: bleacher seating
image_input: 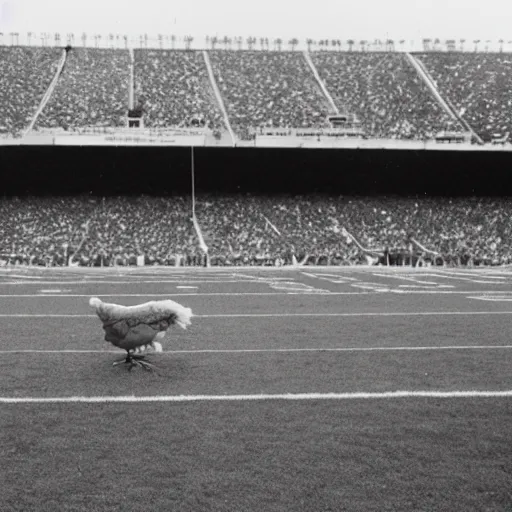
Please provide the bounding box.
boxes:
[311,52,460,140]
[1,46,511,142]
[417,53,512,143]
[0,47,61,136]
[209,51,332,139]
[36,48,130,129]
[1,195,510,267]
[133,50,225,129]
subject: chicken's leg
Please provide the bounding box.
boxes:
[113,350,156,371]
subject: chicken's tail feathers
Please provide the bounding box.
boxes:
[160,299,193,330]
[174,305,193,330]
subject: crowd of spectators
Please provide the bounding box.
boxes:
[417,53,512,143]
[2,47,512,142]
[0,47,61,136]
[36,48,130,130]
[209,51,333,139]
[312,52,461,140]
[1,195,511,267]
[0,196,197,267]
[134,50,225,130]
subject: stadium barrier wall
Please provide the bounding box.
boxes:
[5,134,510,151]
[52,134,207,146]
[1,145,511,196]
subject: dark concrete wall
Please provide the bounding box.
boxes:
[0,146,507,196]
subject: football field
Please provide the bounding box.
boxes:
[1,266,512,511]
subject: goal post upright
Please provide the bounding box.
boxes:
[191,145,196,216]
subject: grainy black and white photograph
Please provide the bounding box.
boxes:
[1,0,512,510]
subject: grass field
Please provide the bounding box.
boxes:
[1,266,512,511]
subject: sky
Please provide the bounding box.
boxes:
[0,0,510,43]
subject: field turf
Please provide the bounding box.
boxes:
[1,266,512,511]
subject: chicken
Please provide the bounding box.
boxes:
[89,297,193,370]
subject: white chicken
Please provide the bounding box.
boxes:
[89,297,193,370]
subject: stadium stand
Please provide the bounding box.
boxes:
[133,50,225,129]
[1,45,510,141]
[0,47,61,136]
[1,196,510,267]
[36,48,131,129]
[0,196,197,267]
[417,52,512,143]
[311,52,461,139]
[209,51,333,138]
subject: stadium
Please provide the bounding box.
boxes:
[1,0,512,510]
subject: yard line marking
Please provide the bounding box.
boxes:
[0,350,126,353]
[426,270,510,279]
[415,273,507,285]
[234,274,291,281]
[1,311,512,319]
[392,290,512,294]
[468,295,512,302]
[196,311,512,318]
[2,345,512,354]
[0,274,47,279]
[0,314,97,317]
[232,274,330,293]
[2,391,512,403]
[473,282,509,286]
[398,285,440,288]
[314,273,358,281]
[372,273,439,285]
[301,272,356,283]
[351,284,390,291]
[0,292,350,298]
[1,290,511,298]
[0,280,254,285]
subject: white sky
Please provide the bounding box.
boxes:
[0,0,510,42]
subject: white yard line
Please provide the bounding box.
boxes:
[412,273,507,284]
[0,292,356,298]
[1,345,512,354]
[398,285,444,288]
[0,290,511,297]
[372,273,440,285]
[301,272,358,283]
[426,270,511,279]
[468,296,512,302]
[301,272,321,279]
[197,311,512,318]
[0,280,253,285]
[351,285,390,291]
[392,290,512,294]
[2,390,512,403]
[1,311,512,318]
